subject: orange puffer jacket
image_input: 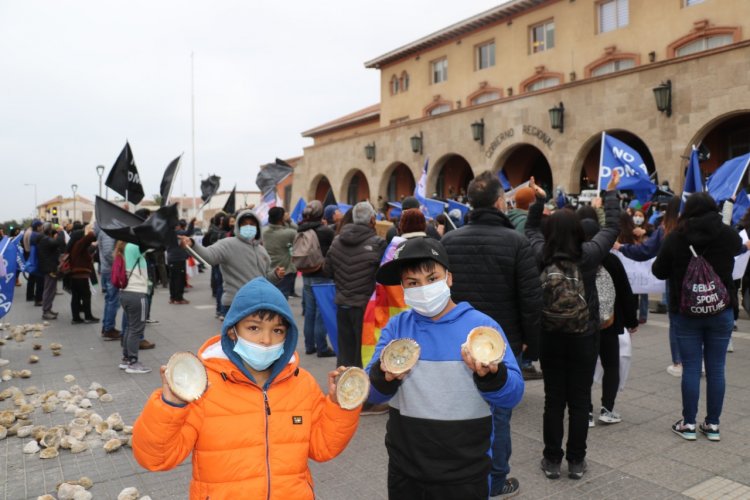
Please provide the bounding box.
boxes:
[132,336,361,500]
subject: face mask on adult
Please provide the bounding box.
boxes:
[239,225,257,240]
[403,279,451,318]
[633,216,644,226]
[232,330,285,371]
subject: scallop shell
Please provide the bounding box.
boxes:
[380,338,421,374]
[78,399,92,409]
[28,355,39,364]
[88,413,103,426]
[335,367,370,410]
[40,447,59,459]
[49,343,62,350]
[0,411,15,427]
[1,369,12,381]
[17,425,34,438]
[51,350,61,357]
[101,429,119,441]
[69,428,86,441]
[32,343,42,350]
[165,352,208,403]
[40,430,62,449]
[466,326,506,365]
[23,440,40,454]
[95,422,109,434]
[70,440,89,454]
[63,375,75,383]
[31,425,48,440]
[117,487,139,500]
[37,494,55,500]
[85,391,99,400]
[18,369,32,378]
[99,394,113,403]
[106,413,124,431]
[23,386,39,395]
[0,426,7,439]
[103,438,122,453]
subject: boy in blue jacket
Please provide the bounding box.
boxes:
[365,237,524,499]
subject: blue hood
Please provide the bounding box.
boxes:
[220,277,299,387]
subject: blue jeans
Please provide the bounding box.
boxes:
[212,267,224,315]
[302,276,331,353]
[639,294,649,321]
[490,352,521,493]
[672,309,733,425]
[100,273,120,332]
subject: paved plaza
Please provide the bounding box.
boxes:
[1,272,749,499]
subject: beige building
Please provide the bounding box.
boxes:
[294,0,750,208]
[37,195,94,224]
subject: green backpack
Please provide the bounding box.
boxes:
[540,260,589,334]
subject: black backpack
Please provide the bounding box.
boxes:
[540,260,589,334]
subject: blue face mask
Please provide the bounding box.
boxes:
[239,225,257,240]
[232,333,285,371]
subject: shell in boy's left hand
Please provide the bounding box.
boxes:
[165,352,208,403]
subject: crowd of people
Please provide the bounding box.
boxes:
[9,166,748,499]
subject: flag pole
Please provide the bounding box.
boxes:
[597,131,605,193]
[191,51,197,225]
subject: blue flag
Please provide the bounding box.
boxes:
[337,203,352,214]
[732,189,750,226]
[387,201,402,219]
[447,199,470,218]
[681,147,703,212]
[498,169,512,191]
[311,283,338,354]
[0,235,21,319]
[599,132,657,203]
[706,152,750,203]
[413,157,447,219]
[290,197,306,223]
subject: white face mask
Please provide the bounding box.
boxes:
[633,216,644,226]
[403,278,451,318]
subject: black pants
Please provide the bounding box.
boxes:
[26,274,43,302]
[169,261,186,301]
[388,463,488,500]
[598,332,620,412]
[540,331,597,464]
[336,305,365,368]
[70,277,93,320]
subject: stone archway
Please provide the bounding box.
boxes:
[494,143,553,195]
[574,130,656,192]
[686,111,750,177]
[380,162,416,203]
[432,154,474,200]
[311,175,331,202]
[340,169,370,205]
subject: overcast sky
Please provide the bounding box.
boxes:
[0,0,506,222]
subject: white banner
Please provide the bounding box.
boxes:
[732,230,750,280]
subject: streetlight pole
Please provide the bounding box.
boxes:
[96,165,105,198]
[71,184,78,223]
[24,183,37,219]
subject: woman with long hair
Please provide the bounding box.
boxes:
[653,192,746,441]
[526,172,621,480]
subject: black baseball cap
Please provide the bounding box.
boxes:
[376,237,451,285]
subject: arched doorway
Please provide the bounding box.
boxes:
[345,170,371,205]
[313,175,331,202]
[577,131,656,192]
[384,163,416,203]
[688,112,750,178]
[495,144,553,196]
[434,154,474,200]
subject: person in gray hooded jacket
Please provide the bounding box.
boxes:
[179,210,284,316]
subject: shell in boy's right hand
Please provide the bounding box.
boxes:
[335,367,370,410]
[165,352,208,403]
[380,338,420,375]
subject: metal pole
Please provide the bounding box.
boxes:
[191,51,197,222]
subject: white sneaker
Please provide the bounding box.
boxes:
[727,339,734,353]
[588,412,595,428]
[125,361,152,374]
[667,364,683,377]
[599,407,622,424]
[701,361,705,376]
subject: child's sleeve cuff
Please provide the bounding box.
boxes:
[473,362,508,393]
[161,394,187,408]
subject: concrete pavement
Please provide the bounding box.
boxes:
[1,272,749,499]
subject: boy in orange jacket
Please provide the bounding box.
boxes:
[133,277,361,500]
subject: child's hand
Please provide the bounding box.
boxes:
[160,365,189,406]
[380,360,410,382]
[327,366,348,405]
[460,344,500,377]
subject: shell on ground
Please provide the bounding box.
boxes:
[40,447,59,459]
[103,438,122,452]
[117,486,139,500]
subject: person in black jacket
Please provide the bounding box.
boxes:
[441,171,542,497]
[37,223,66,320]
[297,200,336,358]
[166,218,195,304]
[526,173,620,480]
[579,216,638,426]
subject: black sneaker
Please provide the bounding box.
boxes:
[491,477,519,498]
[568,459,587,480]
[317,349,336,358]
[699,421,720,441]
[71,319,84,325]
[672,419,697,441]
[540,458,561,479]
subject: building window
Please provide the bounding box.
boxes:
[400,71,409,92]
[598,0,628,33]
[471,91,501,105]
[428,103,451,116]
[525,76,560,92]
[431,58,448,84]
[477,41,495,70]
[590,58,636,76]
[685,0,704,5]
[530,21,555,53]
[675,34,733,56]
[390,75,399,95]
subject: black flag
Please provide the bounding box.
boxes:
[105,142,145,204]
[200,175,221,204]
[96,196,179,250]
[222,185,236,214]
[322,188,337,208]
[160,155,181,207]
[256,159,293,194]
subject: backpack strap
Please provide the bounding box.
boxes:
[689,245,698,258]
[125,252,145,283]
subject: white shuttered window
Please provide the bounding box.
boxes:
[599,0,629,33]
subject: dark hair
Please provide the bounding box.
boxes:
[678,192,717,233]
[617,212,636,244]
[576,205,598,222]
[246,309,291,329]
[335,208,353,235]
[398,208,426,234]
[268,207,285,225]
[542,209,584,263]
[399,258,443,279]
[212,212,226,226]
[663,196,680,235]
[467,171,503,209]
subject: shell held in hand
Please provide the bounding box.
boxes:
[380,338,420,374]
[335,367,370,410]
[165,352,208,403]
[466,326,506,365]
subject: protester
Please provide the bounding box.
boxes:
[23,220,44,306]
[68,225,99,325]
[94,222,121,340]
[366,237,523,499]
[324,201,386,368]
[652,192,746,441]
[114,241,152,374]
[323,204,342,227]
[37,222,65,320]
[132,278,361,499]
[167,218,195,305]
[296,201,337,357]
[398,208,428,238]
[263,207,298,299]
[204,212,227,317]
[526,172,620,480]
[179,210,284,317]
[507,185,536,234]
[385,196,441,244]
[441,171,542,497]
[133,208,158,348]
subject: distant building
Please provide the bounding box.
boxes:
[37,195,94,224]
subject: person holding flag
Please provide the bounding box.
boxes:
[598,132,656,203]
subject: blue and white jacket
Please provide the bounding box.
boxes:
[365,302,523,484]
